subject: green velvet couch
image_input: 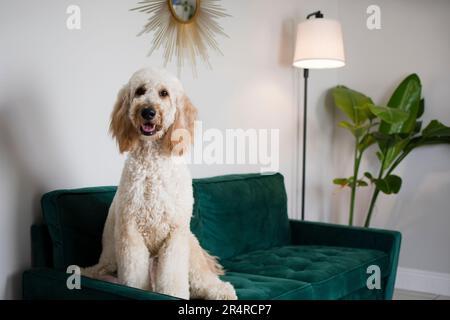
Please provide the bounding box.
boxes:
[23,173,401,300]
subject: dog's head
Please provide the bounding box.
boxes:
[110,68,197,155]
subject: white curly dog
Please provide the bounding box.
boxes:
[82,68,237,300]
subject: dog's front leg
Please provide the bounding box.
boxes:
[155,229,190,299]
[115,217,150,290]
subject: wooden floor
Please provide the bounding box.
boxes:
[394,289,450,300]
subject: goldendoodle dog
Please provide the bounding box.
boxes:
[82,67,237,300]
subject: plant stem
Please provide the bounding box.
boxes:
[364,150,411,227]
[386,151,409,176]
[364,188,380,228]
[349,141,362,226]
[364,160,385,227]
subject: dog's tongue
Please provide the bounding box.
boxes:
[142,123,156,133]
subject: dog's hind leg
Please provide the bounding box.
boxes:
[188,233,237,300]
[82,202,117,279]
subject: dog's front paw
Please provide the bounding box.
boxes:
[215,281,238,300]
[80,266,99,278]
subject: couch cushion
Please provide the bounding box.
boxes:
[222,245,390,299]
[221,272,312,300]
[191,173,291,260]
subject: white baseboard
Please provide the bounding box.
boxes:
[395,267,450,296]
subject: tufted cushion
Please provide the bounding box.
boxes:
[222,245,389,299]
[220,272,312,300]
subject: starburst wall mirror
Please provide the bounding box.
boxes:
[131,0,230,76]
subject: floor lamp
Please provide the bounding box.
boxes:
[293,11,346,220]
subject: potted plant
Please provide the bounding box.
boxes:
[332,74,450,227]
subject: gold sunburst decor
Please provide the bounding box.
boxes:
[131,0,230,75]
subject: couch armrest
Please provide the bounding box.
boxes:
[289,220,401,299]
[23,268,180,300]
[289,220,401,252]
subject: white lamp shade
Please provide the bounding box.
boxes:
[293,18,345,69]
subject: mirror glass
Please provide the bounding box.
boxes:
[169,0,198,23]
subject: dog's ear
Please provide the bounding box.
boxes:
[109,85,138,153]
[162,94,198,156]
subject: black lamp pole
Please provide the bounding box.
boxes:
[301,10,323,221]
[301,67,308,221]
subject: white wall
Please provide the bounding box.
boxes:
[0,0,448,299]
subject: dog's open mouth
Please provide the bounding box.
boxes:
[140,122,158,136]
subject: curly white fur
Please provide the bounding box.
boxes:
[82,68,237,300]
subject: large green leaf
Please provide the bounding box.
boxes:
[372,131,392,143]
[332,86,374,125]
[376,151,384,162]
[372,131,397,152]
[422,120,450,138]
[339,121,369,138]
[405,120,450,152]
[417,99,425,119]
[379,74,422,135]
[358,133,376,152]
[375,175,402,194]
[416,137,450,147]
[413,121,423,134]
[383,138,410,170]
[368,104,409,124]
[372,131,412,169]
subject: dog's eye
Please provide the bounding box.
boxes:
[135,86,146,97]
[159,89,169,98]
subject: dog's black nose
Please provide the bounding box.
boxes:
[141,108,156,120]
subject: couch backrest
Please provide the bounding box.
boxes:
[41,173,291,269]
[191,173,291,259]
